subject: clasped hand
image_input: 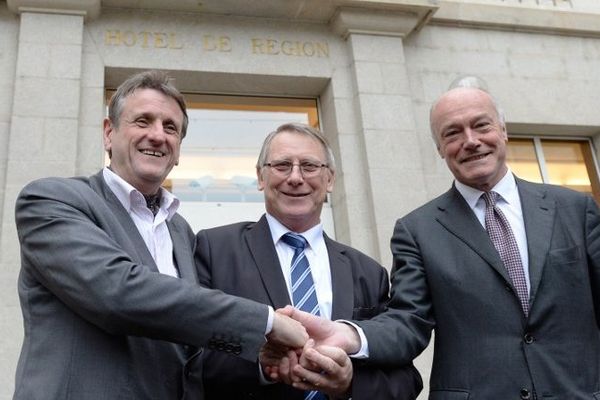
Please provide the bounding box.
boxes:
[262,306,356,398]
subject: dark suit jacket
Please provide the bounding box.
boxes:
[357,178,600,400]
[194,215,422,400]
[13,171,268,400]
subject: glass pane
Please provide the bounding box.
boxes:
[170,104,314,203]
[105,92,319,204]
[506,138,543,183]
[542,140,593,195]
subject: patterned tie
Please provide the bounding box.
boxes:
[281,233,325,400]
[482,191,529,316]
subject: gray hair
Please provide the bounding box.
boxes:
[107,70,188,139]
[430,75,505,148]
[256,122,336,172]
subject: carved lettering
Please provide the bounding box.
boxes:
[154,32,168,48]
[104,30,121,46]
[169,33,183,49]
[104,30,183,49]
[203,35,231,52]
[140,31,152,48]
[250,37,329,57]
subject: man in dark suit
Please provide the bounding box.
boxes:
[195,122,422,399]
[282,79,600,399]
[13,70,306,400]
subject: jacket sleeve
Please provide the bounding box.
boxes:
[16,178,269,361]
[350,257,423,400]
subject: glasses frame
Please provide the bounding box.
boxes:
[263,160,330,178]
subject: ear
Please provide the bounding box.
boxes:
[103,118,114,152]
[501,123,508,141]
[256,167,265,191]
[325,170,335,193]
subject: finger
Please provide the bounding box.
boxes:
[300,346,337,374]
[278,356,292,385]
[291,366,326,391]
[313,345,350,369]
[286,349,302,383]
[275,305,294,316]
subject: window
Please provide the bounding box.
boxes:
[507,138,600,203]
[169,94,319,204]
[105,90,333,232]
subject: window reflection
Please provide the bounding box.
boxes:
[169,95,318,203]
[507,137,600,203]
[506,138,542,183]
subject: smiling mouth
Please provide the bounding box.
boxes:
[282,192,310,198]
[461,153,490,163]
[140,149,165,157]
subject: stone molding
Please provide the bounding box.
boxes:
[7,0,101,20]
[330,3,439,38]
[434,0,600,37]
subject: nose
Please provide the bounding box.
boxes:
[286,164,305,184]
[463,129,480,148]
[147,120,166,142]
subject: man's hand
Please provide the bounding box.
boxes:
[267,311,309,348]
[291,339,353,398]
[261,311,308,379]
[279,306,361,354]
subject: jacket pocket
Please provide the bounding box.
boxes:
[429,389,470,400]
[549,245,581,266]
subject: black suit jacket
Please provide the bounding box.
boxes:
[194,215,422,400]
[358,178,600,400]
[13,171,269,400]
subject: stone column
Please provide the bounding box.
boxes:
[1,1,99,398]
[329,4,436,266]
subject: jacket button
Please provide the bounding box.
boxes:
[524,333,534,344]
[520,388,531,399]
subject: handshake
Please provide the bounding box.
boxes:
[262,306,362,398]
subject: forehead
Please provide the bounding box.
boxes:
[433,88,497,126]
[123,89,182,117]
[268,131,326,158]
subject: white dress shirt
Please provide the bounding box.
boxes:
[103,167,180,278]
[454,170,531,293]
[265,213,333,320]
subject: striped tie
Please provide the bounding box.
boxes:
[281,233,326,400]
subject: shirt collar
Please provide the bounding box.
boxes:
[102,167,180,220]
[454,169,519,209]
[265,213,323,249]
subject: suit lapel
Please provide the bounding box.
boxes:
[326,235,354,320]
[517,179,555,303]
[168,219,197,282]
[435,186,512,284]
[245,215,291,308]
[88,171,160,273]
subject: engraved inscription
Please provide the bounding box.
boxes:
[202,35,232,52]
[104,30,183,49]
[251,38,329,57]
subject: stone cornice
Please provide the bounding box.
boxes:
[433,0,600,38]
[7,0,101,20]
[330,2,439,38]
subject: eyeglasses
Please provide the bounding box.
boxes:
[263,160,329,177]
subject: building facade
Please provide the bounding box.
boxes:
[1,0,600,398]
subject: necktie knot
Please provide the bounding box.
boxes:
[482,191,499,208]
[281,232,307,251]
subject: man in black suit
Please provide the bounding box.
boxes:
[282,78,600,400]
[195,122,422,399]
